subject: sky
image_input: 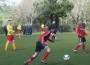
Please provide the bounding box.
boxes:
[7,0,22,6]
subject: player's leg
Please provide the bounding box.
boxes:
[82,37,86,53]
[73,37,82,52]
[18,33,20,38]
[5,35,11,51]
[19,30,22,38]
[41,46,51,63]
[52,34,55,41]
[24,41,43,65]
[12,40,16,51]
[52,29,57,41]
[18,30,21,38]
[74,43,81,51]
[24,52,39,65]
[51,32,55,42]
[12,35,16,51]
[5,40,10,51]
[82,43,86,53]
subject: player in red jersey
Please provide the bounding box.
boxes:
[24,25,54,65]
[75,21,83,38]
[73,21,87,53]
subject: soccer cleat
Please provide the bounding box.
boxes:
[73,49,77,53]
[5,49,7,51]
[24,62,28,65]
[82,51,86,54]
[84,52,86,53]
[41,61,47,64]
[13,49,16,51]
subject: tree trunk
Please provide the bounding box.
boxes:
[55,15,59,29]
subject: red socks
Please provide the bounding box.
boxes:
[74,43,86,53]
[74,44,81,50]
[25,56,34,63]
[41,52,49,62]
[82,44,85,53]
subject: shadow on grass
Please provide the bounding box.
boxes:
[46,61,74,65]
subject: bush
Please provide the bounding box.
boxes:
[0,26,4,34]
[63,24,71,32]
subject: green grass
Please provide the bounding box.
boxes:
[0,32,90,65]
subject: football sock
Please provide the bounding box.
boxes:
[52,36,55,41]
[82,44,86,53]
[25,56,34,63]
[41,51,49,62]
[5,41,9,50]
[12,43,16,51]
[74,44,80,50]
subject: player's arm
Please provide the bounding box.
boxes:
[84,30,87,36]
[48,38,54,42]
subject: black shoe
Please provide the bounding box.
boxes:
[24,62,28,65]
[41,61,47,64]
[82,51,86,54]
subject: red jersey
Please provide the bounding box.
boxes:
[38,30,51,44]
[76,23,87,37]
[80,30,87,37]
[76,23,82,36]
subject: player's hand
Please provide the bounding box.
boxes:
[51,33,55,36]
[12,31,15,33]
[86,33,87,36]
[48,39,54,42]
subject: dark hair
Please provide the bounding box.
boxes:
[48,25,54,30]
[8,20,11,21]
[82,23,85,29]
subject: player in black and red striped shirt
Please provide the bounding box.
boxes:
[24,25,54,65]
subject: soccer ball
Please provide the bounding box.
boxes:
[63,54,70,61]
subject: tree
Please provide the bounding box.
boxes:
[33,0,74,28]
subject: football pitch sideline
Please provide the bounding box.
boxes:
[0,32,90,65]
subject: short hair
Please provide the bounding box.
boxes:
[8,20,11,21]
[48,25,54,30]
[82,23,86,29]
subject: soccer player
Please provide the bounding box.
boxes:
[41,23,45,34]
[5,20,16,51]
[17,24,22,38]
[73,21,87,53]
[75,21,83,38]
[51,21,57,41]
[24,25,54,65]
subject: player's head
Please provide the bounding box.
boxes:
[82,23,86,29]
[52,21,55,24]
[7,20,12,25]
[48,25,54,32]
[78,20,83,25]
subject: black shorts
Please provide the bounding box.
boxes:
[52,29,57,34]
[79,36,86,43]
[35,41,45,52]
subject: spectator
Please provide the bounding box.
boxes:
[59,23,63,33]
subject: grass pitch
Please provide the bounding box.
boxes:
[0,32,90,65]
